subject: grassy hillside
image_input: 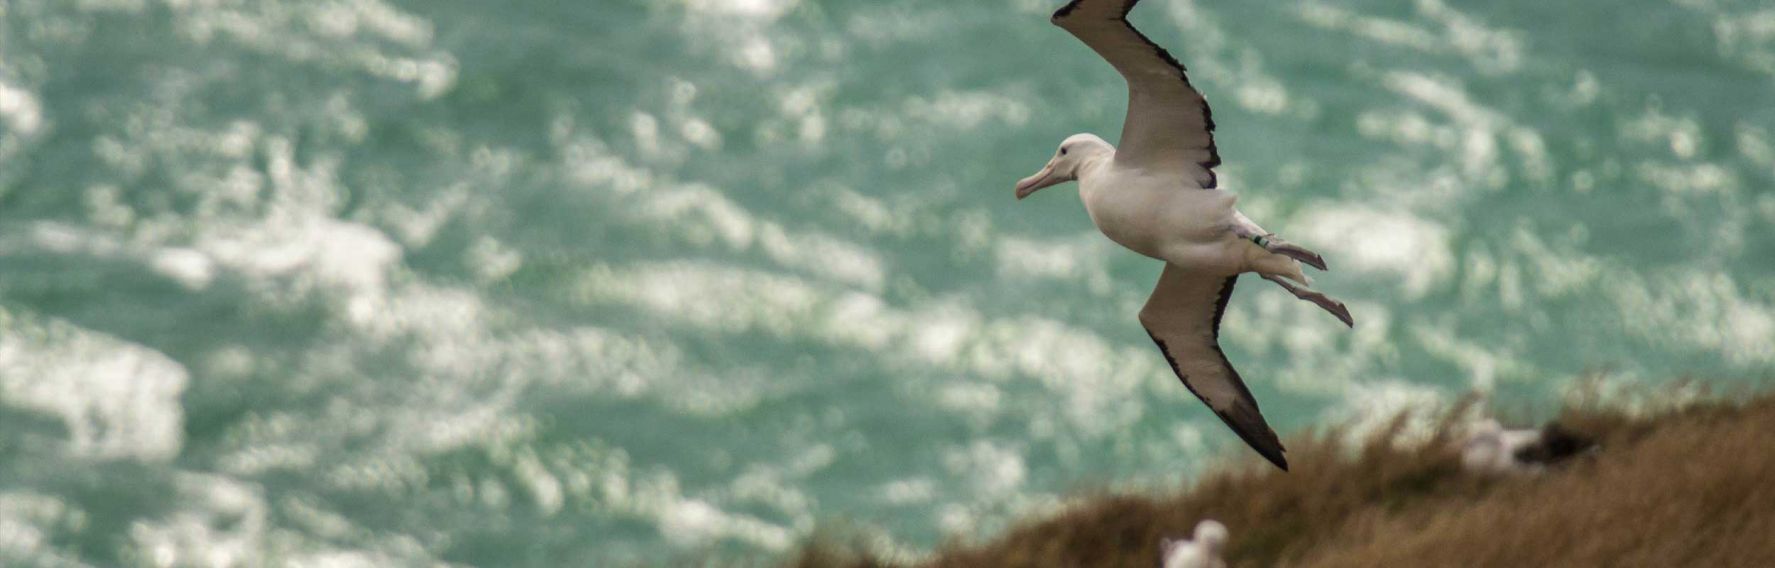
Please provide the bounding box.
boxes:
[789,389,1775,567]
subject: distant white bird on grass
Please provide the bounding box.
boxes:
[1161,519,1229,568]
[1461,419,1597,475]
[1014,0,1353,470]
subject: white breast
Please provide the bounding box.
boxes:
[1079,165,1238,262]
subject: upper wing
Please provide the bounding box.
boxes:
[1138,264,1286,470]
[1052,0,1220,188]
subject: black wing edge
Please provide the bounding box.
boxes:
[1050,0,1222,189]
[1145,277,1288,471]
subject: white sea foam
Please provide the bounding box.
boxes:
[755,222,886,291]
[1607,270,1775,367]
[168,0,455,98]
[879,478,937,509]
[571,139,888,291]
[0,492,85,565]
[1415,0,1524,73]
[661,499,793,550]
[464,236,523,284]
[149,247,220,290]
[936,382,1005,427]
[552,443,799,552]
[1297,2,1524,73]
[0,222,190,281]
[1151,0,1321,120]
[822,186,908,236]
[0,311,188,462]
[771,82,835,145]
[1622,106,1707,161]
[579,261,1163,439]
[1707,5,1775,73]
[57,114,410,309]
[199,213,402,318]
[993,233,1119,295]
[1413,321,1535,392]
[680,0,798,19]
[285,551,406,568]
[903,91,1032,130]
[128,474,267,568]
[1328,379,1447,444]
[672,0,800,74]
[1345,71,1559,201]
[1215,291,1398,399]
[1382,73,1500,180]
[1737,124,1775,169]
[1298,3,1442,51]
[942,440,1027,498]
[931,439,1052,539]
[1295,206,1454,299]
[0,81,43,136]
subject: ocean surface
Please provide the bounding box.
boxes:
[0,0,1772,565]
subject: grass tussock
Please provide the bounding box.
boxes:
[790,390,1775,567]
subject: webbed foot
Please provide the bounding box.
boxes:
[1249,234,1328,271]
[1269,241,1328,271]
[1261,274,1354,328]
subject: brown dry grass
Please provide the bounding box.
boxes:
[787,391,1775,568]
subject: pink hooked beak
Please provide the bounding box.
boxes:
[1014,160,1065,200]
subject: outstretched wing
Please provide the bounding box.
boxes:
[1139,265,1286,470]
[1052,0,1221,188]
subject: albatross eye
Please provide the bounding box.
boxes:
[1060,147,1069,156]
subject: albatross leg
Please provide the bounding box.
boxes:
[1261,274,1354,328]
[1228,213,1329,271]
[1243,232,1327,271]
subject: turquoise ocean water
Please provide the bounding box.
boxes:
[1,0,1773,564]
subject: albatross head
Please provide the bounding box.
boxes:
[1193,519,1229,551]
[1015,133,1112,199]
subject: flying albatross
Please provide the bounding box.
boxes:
[1015,0,1354,471]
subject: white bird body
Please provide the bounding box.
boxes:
[1012,0,1353,470]
[1162,546,1226,568]
[1461,419,1595,475]
[1463,420,1545,474]
[1057,138,1299,281]
[1079,162,1240,268]
[1162,520,1230,568]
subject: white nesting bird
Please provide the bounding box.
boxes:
[1461,419,1543,474]
[1161,520,1230,568]
[1461,419,1596,475]
[1015,0,1353,470]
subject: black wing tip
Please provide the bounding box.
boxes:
[1215,407,1289,472]
[1151,277,1285,471]
[1051,0,1083,21]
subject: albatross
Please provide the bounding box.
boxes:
[1461,419,1598,475]
[1014,0,1354,471]
[1161,520,1230,568]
